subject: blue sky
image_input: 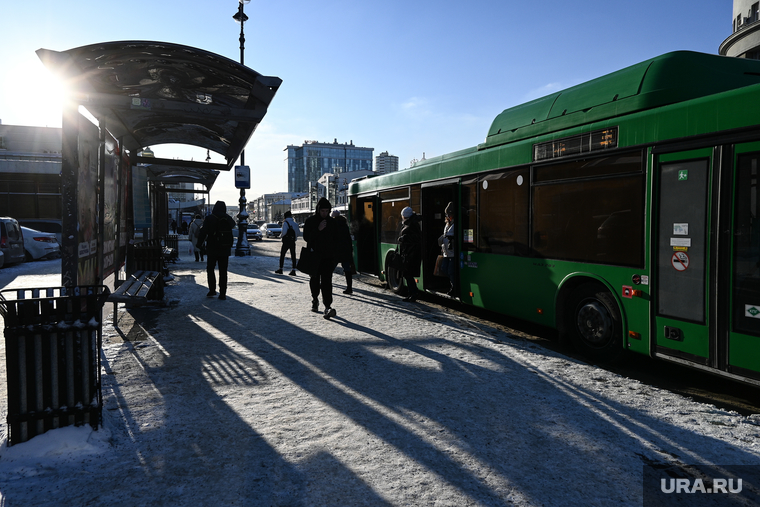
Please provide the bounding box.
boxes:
[0,1,731,206]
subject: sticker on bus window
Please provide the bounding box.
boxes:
[745,305,760,319]
[673,223,689,235]
[670,237,691,247]
[464,229,474,243]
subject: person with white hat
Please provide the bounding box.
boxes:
[397,206,422,301]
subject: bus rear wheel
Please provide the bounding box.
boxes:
[565,283,624,364]
[385,255,404,294]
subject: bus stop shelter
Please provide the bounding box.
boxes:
[36,40,282,287]
[0,41,281,446]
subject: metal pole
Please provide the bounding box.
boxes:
[234,1,250,256]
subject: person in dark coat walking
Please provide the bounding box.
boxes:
[303,197,340,318]
[197,201,236,300]
[331,210,355,294]
[398,206,422,301]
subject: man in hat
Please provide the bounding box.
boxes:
[275,210,300,275]
[303,197,340,318]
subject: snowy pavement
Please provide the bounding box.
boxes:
[0,249,759,506]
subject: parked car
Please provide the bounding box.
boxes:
[262,223,282,238]
[18,219,63,244]
[0,217,27,265]
[246,223,263,241]
[0,250,5,269]
[21,226,61,261]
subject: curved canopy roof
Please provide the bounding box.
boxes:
[37,40,282,172]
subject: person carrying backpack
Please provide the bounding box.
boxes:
[275,210,300,275]
[197,201,236,300]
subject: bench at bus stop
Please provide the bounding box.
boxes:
[107,270,164,307]
[107,239,169,307]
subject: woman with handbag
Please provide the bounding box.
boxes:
[398,207,422,302]
[440,202,457,297]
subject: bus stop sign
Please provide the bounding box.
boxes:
[235,165,250,189]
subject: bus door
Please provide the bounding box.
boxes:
[726,144,760,382]
[421,180,459,293]
[653,149,714,368]
[351,194,379,275]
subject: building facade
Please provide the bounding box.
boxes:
[374,151,399,175]
[720,1,760,58]
[285,139,373,193]
[249,192,306,223]
[0,124,62,221]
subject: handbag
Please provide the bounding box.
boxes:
[296,246,317,274]
[433,255,447,277]
[389,243,404,271]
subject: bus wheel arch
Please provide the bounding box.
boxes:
[563,281,624,364]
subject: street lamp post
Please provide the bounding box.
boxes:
[233,0,250,256]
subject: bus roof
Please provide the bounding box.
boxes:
[481,51,760,150]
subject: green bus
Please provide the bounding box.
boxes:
[347,51,760,386]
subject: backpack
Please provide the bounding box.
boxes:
[283,220,296,242]
[211,217,234,248]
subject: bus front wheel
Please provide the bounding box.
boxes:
[565,283,624,364]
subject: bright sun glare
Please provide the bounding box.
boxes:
[13,60,66,128]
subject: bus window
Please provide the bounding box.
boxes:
[379,189,409,243]
[380,199,408,243]
[477,169,530,256]
[733,152,760,336]
[532,154,644,266]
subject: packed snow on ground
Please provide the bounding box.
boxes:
[0,252,758,506]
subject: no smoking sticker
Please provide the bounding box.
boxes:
[671,251,689,271]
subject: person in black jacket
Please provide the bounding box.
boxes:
[303,197,340,319]
[331,210,355,294]
[197,201,236,300]
[398,206,422,301]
